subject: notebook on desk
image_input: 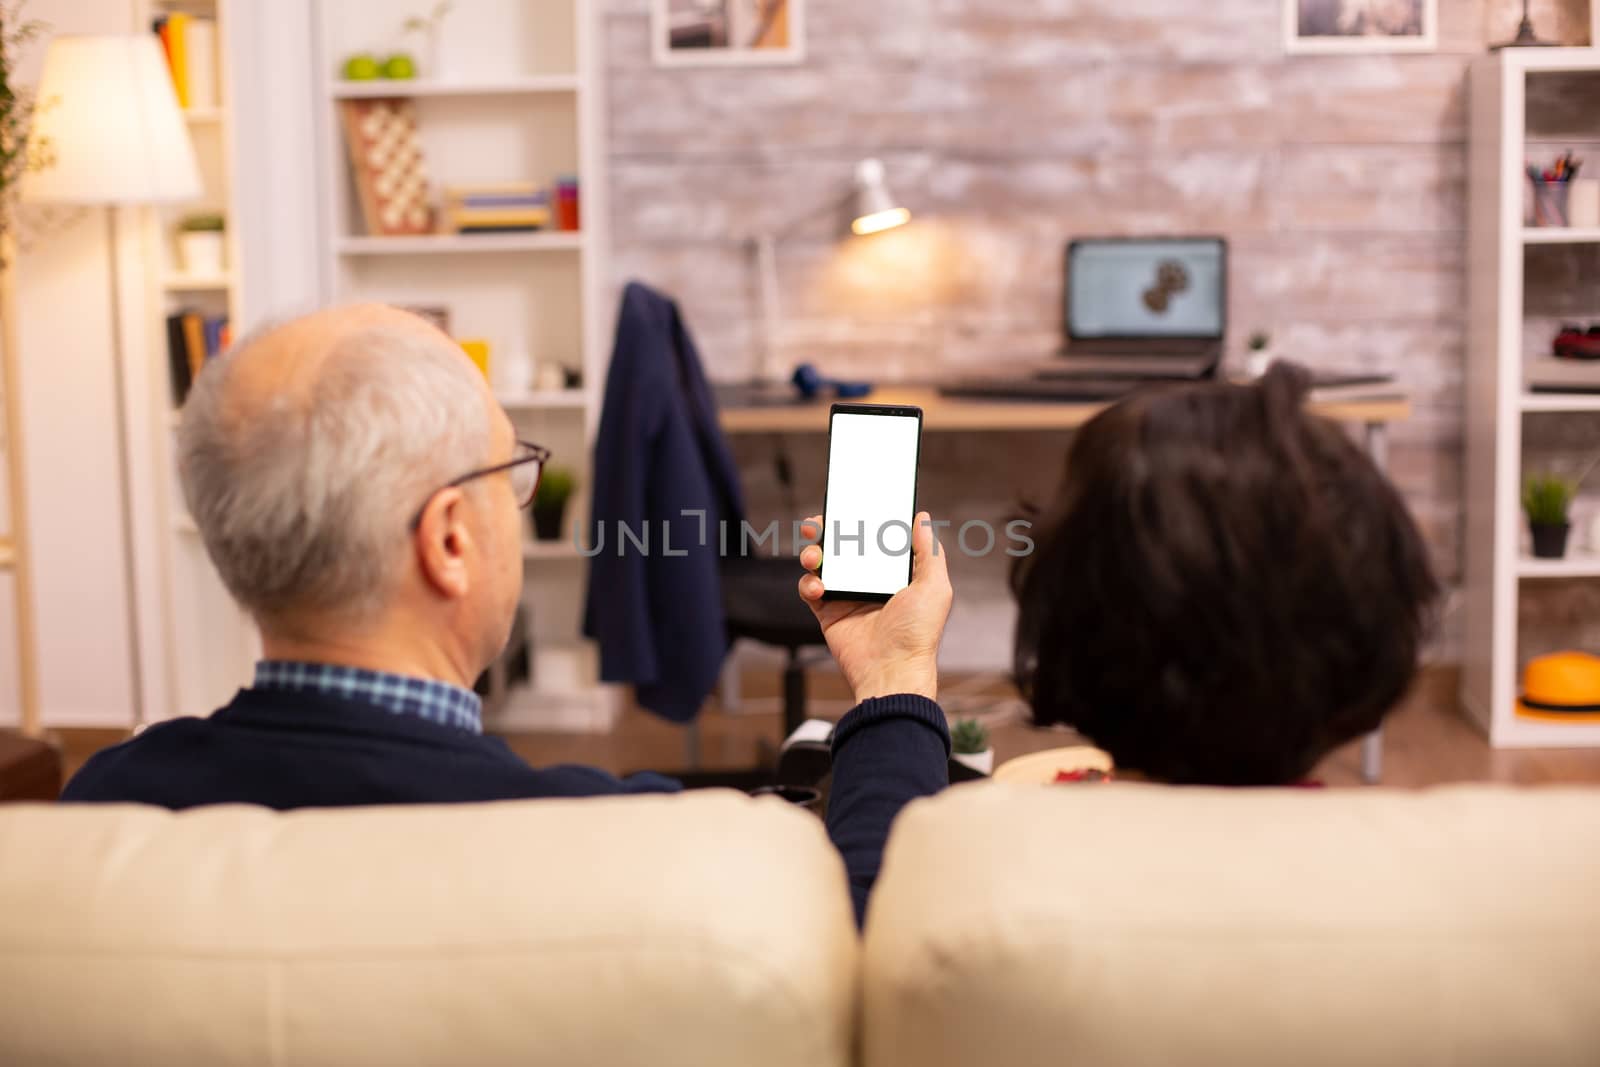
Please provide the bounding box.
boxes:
[942,237,1226,403]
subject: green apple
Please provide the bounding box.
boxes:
[342,54,381,81]
[382,53,417,80]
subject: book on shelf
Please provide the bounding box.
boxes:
[442,184,552,234]
[166,311,230,406]
[443,182,542,201]
[446,207,552,231]
[150,14,218,112]
[1528,357,1600,393]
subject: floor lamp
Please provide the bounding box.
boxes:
[22,35,201,726]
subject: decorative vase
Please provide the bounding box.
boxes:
[1530,521,1571,559]
[952,748,995,777]
[177,231,225,276]
[533,503,566,542]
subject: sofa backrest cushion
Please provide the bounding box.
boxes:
[0,792,858,1067]
[864,783,1600,1067]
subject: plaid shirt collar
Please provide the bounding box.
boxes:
[253,660,483,735]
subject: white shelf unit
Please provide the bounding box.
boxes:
[1521,227,1600,244]
[330,75,580,98]
[131,0,260,723]
[1465,49,1600,748]
[497,389,587,411]
[1521,392,1600,413]
[336,232,583,255]
[313,0,616,732]
[160,270,234,291]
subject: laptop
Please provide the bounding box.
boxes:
[941,237,1226,402]
[1043,236,1226,379]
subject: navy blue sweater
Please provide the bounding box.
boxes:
[61,688,950,924]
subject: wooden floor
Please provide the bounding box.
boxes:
[47,666,1600,789]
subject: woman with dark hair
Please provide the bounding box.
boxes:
[1011,363,1440,786]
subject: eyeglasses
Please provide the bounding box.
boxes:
[410,439,551,529]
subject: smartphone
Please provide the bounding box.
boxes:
[819,403,924,602]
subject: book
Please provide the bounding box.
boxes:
[151,16,172,71]
[446,207,551,229]
[1528,357,1600,393]
[166,12,191,109]
[442,181,540,200]
[450,194,547,209]
[202,316,227,360]
[181,312,206,384]
[166,312,191,406]
[185,18,218,111]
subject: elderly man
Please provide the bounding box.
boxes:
[62,304,951,919]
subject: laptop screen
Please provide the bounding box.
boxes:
[1067,238,1226,341]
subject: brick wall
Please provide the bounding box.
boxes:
[602,0,1591,668]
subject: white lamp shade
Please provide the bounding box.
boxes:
[22,34,201,205]
[851,158,910,236]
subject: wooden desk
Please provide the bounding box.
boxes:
[719,384,1410,435]
[720,383,1411,785]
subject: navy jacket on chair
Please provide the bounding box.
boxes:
[60,687,681,808]
[583,282,746,723]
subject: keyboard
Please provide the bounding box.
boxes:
[937,376,1154,402]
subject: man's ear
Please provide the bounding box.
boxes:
[414,487,473,600]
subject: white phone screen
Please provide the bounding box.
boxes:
[821,410,922,598]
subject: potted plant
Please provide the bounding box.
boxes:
[532,466,575,542]
[1524,473,1576,559]
[1246,330,1273,378]
[176,213,226,276]
[950,719,993,777]
[400,1,453,78]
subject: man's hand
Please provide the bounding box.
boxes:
[797,511,953,704]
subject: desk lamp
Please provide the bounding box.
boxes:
[753,158,910,383]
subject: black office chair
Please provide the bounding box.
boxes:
[719,552,829,741]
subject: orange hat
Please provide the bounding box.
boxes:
[1517,651,1600,722]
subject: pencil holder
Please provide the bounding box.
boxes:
[1530,178,1571,227]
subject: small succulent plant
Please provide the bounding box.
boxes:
[951,718,990,756]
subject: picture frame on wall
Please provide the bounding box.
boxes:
[1284,0,1437,53]
[652,0,805,67]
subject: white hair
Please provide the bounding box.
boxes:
[178,315,493,627]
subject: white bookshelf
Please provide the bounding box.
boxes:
[336,232,583,255]
[330,75,580,98]
[133,0,260,723]
[497,390,587,411]
[160,270,234,291]
[1465,49,1600,749]
[1521,393,1600,414]
[1522,227,1600,244]
[313,0,617,731]
[1517,553,1600,579]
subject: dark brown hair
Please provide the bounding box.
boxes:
[1011,364,1439,785]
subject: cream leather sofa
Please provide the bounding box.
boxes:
[0,792,858,1067]
[866,784,1600,1067]
[3,785,1597,1066]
